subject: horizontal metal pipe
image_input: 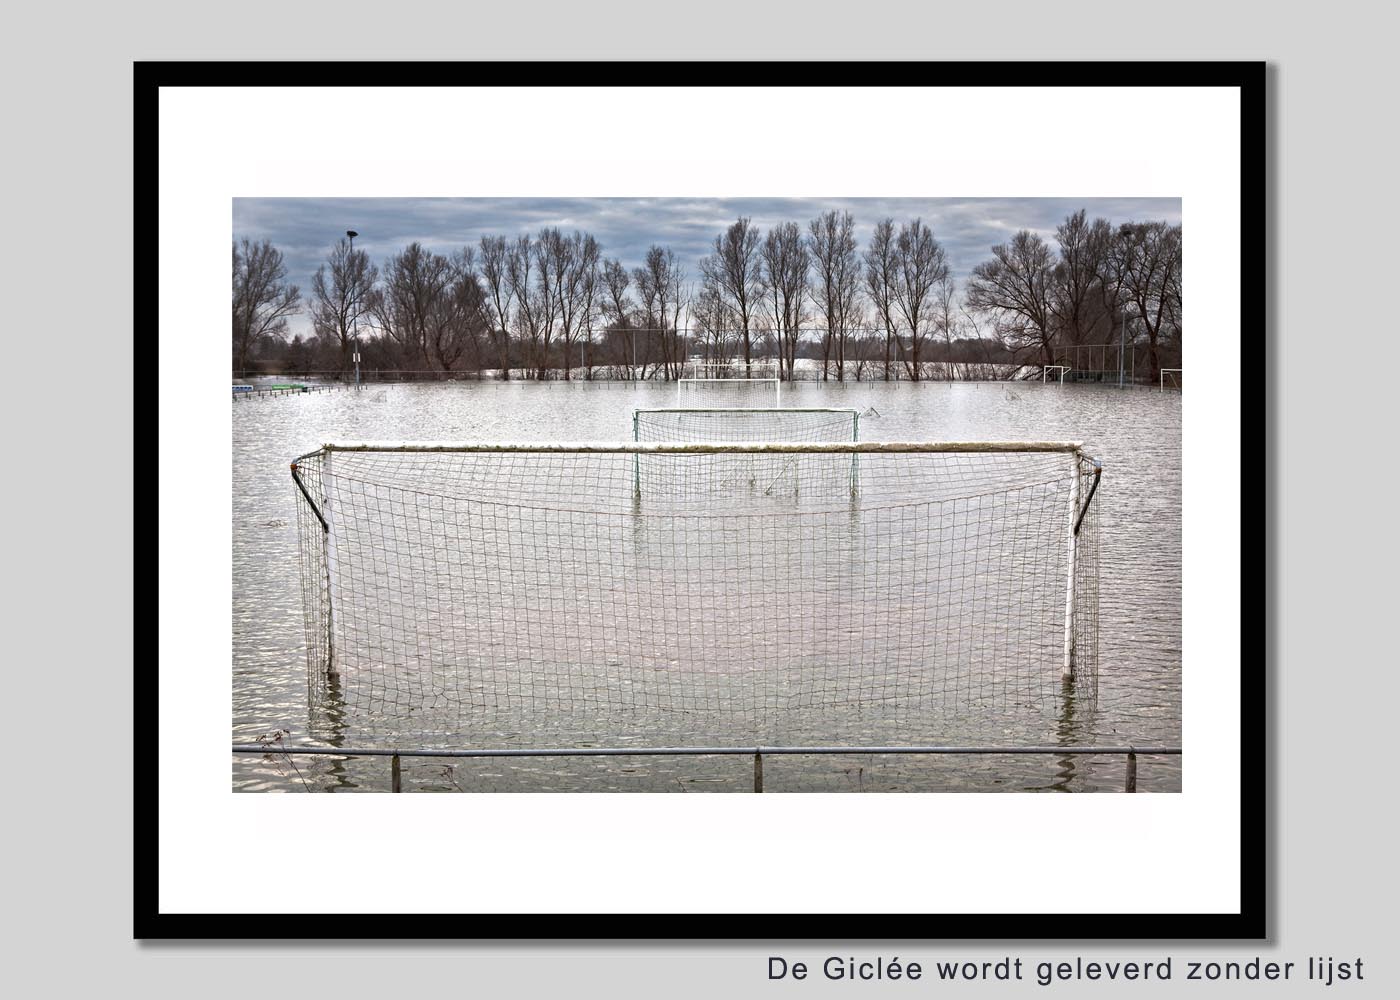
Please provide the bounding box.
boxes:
[633,407,860,415]
[317,440,1091,456]
[233,744,1180,759]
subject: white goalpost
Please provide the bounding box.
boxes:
[291,441,1103,749]
[1160,368,1182,392]
[1042,365,1071,384]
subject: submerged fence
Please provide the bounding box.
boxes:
[231,743,1181,792]
[233,338,1181,387]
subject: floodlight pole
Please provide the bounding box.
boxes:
[347,230,361,389]
[1118,304,1126,389]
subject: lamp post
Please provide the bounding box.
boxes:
[347,230,361,388]
[1118,296,1127,389]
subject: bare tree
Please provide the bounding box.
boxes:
[371,242,454,371]
[578,249,600,379]
[691,268,738,367]
[889,219,948,381]
[634,245,686,380]
[862,219,899,380]
[425,248,491,373]
[808,210,862,381]
[550,231,600,381]
[966,230,1057,367]
[478,235,517,379]
[762,222,809,380]
[600,257,638,377]
[704,217,767,372]
[667,255,688,377]
[932,274,959,379]
[1051,210,1116,349]
[1113,221,1182,379]
[232,239,300,374]
[310,237,377,376]
[507,232,560,380]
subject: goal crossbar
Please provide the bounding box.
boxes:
[304,440,1087,455]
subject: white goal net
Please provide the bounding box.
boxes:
[686,359,780,380]
[633,407,859,444]
[292,442,1101,747]
[676,378,780,408]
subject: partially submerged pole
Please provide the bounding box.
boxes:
[1062,454,1082,680]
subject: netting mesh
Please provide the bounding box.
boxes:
[633,409,859,498]
[293,444,1100,747]
[676,378,780,408]
[634,408,859,445]
[687,360,780,379]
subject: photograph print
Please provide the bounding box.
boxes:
[231,195,1183,795]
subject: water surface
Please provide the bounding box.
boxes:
[233,380,1181,791]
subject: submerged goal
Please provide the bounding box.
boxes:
[633,408,862,499]
[686,360,780,380]
[633,407,859,444]
[292,442,1101,747]
[676,377,780,408]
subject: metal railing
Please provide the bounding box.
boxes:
[231,743,1181,793]
[232,383,368,400]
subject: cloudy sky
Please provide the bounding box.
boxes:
[233,197,1180,339]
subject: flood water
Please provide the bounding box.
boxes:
[233,380,1181,791]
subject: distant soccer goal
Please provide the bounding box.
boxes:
[292,442,1101,748]
[1042,365,1071,384]
[632,408,861,500]
[677,377,781,408]
[1160,368,1182,392]
[686,359,780,380]
[633,407,859,444]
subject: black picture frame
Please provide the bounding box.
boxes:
[138,60,1264,940]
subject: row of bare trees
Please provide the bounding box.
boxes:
[235,208,1182,381]
[966,210,1182,378]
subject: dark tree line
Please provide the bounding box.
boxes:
[236,208,1182,382]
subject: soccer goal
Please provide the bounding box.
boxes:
[686,359,779,380]
[632,408,862,501]
[291,442,1101,748]
[676,377,781,408]
[1160,368,1182,392]
[633,407,859,444]
[1042,365,1071,384]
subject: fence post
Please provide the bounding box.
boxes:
[753,752,764,793]
[1124,752,1138,793]
[391,754,402,793]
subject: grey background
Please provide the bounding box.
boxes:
[8,0,1390,994]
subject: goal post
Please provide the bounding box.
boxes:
[1160,368,1182,392]
[1042,365,1071,384]
[292,441,1102,748]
